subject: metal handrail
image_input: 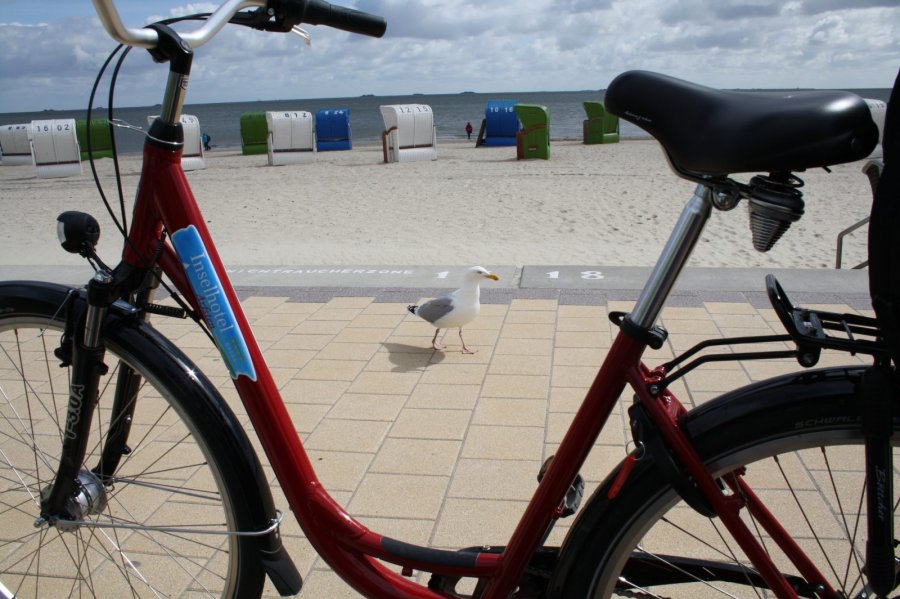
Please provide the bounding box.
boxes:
[834,159,883,269]
[835,216,870,269]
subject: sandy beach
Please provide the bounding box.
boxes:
[0,139,876,270]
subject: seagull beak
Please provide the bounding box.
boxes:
[485,273,500,281]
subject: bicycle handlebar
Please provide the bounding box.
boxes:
[91,0,385,49]
[91,0,261,48]
[272,0,387,37]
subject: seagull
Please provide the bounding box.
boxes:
[407,266,499,354]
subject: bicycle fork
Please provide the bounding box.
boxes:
[39,265,158,524]
[39,271,115,523]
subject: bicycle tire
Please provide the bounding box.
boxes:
[0,281,267,598]
[549,365,899,598]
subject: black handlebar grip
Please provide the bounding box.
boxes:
[301,0,386,37]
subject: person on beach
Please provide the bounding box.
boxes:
[201,132,211,151]
[465,121,473,140]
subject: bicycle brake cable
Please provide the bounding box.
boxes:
[87,14,217,332]
[106,45,133,233]
[89,9,271,250]
[87,10,292,336]
[86,43,128,241]
[88,13,211,242]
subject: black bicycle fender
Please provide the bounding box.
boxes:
[112,291,303,594]
[0,280,302,594]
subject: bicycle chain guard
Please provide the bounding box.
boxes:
[427,546,559,599]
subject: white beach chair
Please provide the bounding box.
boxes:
[31,119,82,179]
[0,123,33,166]
[379,104,437,163]
[266,111,316,166]
[146,114,206,171]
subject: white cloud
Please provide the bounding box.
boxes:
[169,3,219,17]
[799,0,898,15]
[0,0,897,112]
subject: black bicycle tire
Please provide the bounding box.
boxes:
[0,281,266,598]
[548,365,898,598]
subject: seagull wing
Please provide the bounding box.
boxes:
[413,296,456,326]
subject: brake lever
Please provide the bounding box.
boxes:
[227,7,313,43]
[292,26,312,44]
[229,7,289,32]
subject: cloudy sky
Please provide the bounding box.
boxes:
[1,0,897,113]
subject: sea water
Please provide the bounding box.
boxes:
[0,88,890,155]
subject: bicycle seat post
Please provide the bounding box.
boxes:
[630,184,714,329]
[146,24,194,126]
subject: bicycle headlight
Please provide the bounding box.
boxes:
[57,211,101,256]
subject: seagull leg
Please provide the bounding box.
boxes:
[459,329,477,354]
[431,329,445,351]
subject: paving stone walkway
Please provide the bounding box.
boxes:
[146,283,871,597]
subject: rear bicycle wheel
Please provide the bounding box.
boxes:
[0,282,265,598]
[550,367,899,598]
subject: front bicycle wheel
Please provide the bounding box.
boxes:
[551,366,899,598]
[0,282,265,598]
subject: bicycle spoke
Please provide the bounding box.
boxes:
[0,447,41,507]
[594,433,899,599]
[816,447,867,596]
[0,316,250,597]
[634,545,743,598]
[708,516,764,599]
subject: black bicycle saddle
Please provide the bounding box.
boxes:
[604,70,879,177]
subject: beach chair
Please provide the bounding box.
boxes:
[146,114,206,170]
[476,99,519,147]
[582,101,619,144]
[240,112,268,155]
[0,123,34,166]
[179,115,206,170]
[75,118,114,161]
[315,108,352,151]
[514,104,550,160]
[266,111,316,166]
[379,104,437,163]
[31,119,83,179]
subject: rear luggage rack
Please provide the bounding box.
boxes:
[648,275,889,394]
[766,274,888,359]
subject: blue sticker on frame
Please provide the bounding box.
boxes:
[171,225,257,381]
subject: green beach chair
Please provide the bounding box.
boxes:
[582,101,619,144]
[240,112,269,155]
[514,103,550,160]
[75,118,114,161]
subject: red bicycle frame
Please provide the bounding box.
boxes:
[113,136,834,598]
